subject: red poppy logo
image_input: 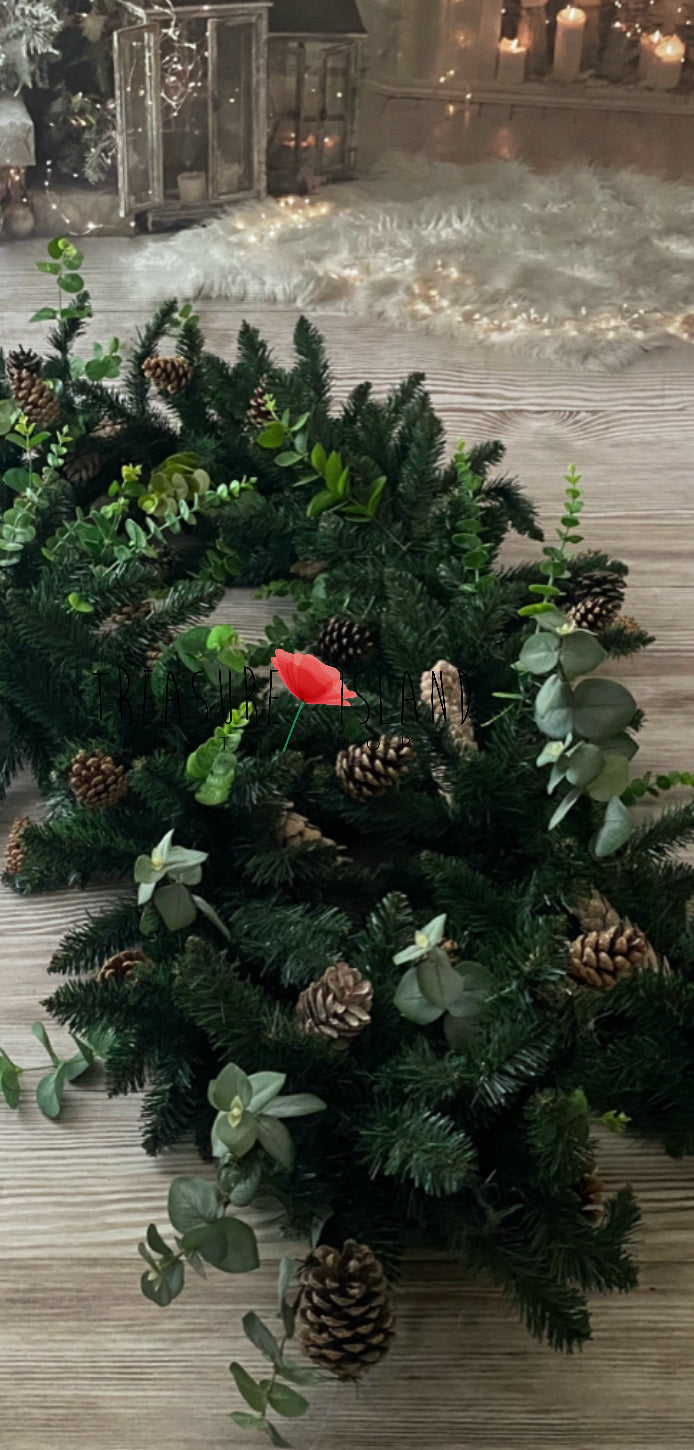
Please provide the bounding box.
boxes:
[271,649,356,751]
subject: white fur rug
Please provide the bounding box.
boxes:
[133,154,694,369]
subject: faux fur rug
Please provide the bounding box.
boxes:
[133,153,694,370]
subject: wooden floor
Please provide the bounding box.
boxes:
[2,235,694,1450]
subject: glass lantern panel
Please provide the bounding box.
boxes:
[160,16,209,204]
[267,39,301,185]
[210,18,255,196]
[321,46,352,173]
[114,25,162,215]
[297,40,325,167]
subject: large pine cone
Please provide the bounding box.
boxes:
[565,568,626,612]
[5,816,31,877]
[420,659,477,754]
[567,596,622,633]
[69,750,129,811]
[299,1240,395,1380]
[569,924,648,989]
[336,735,413,800]
[142,355,193,395]
[316,616,376,667]
[297,962,373,1045]
[247,382,274,428]
[573,889,668,978]
[276,802,338,851]
[6,345,60,427]
[94,948,153,984]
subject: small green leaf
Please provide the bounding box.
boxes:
[146,1223,172,1257]
[67,592,94,613]
[57,273,85,293]
[534,675,574,739]
[310,442,327,473]
[247,1072,286,1114]
[36,1063,68,1119]
[262,1093,326,1119]
[591,796,632,859]
[559,630,607,680]
[208,1063,253,1112]
[258,422,286,449]
[31,1020,58,1064]
[229,1362,267,1413]
[571,678,637,742]
[140,1258,185,1307]
[266,1382,310,1419]
[47,237,65,259]
[277,1256,295,1313]
[29,307,58,322]
[168,1176,219,1234]
[243,1312,282,1366]
[307,489,340,519]
[394,966,443,1025]
[154,882,198,932]
[548,787,581,830]
[417,949,469,1010]
[230,1411,269,1431]
[586,754,630,803]
[518,633,561,675]
[256,1114,295,1170]
[565,742,604,789]
[183,1215,259,1273]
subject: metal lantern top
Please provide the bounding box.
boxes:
[267,0,366,35]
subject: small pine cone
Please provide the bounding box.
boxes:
[276,802,338,850]
[574,888,621,935]
[290,559,329,582]
[575,1165,605,1220]
[94,947,153,984]
[565,569,626,610]
[145,633,174,672]
[299,1240,395,1380]
[420,659,477,754]
[247,382,274,428]
[109,600,151,629]
[5,815,31,876]
[336,735,413,800]
[316,616,376,667]
[69,749,128,811]
[567,596,622,633]
[611,614,643,637]
[441,937,461,962]
[569,924,648,989]
[91,416,125,440]
[9,370,60,428]
[142,355,193,395]
[63,450,102,487]
[297,961,373,1045]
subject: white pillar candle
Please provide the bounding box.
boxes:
[638,29,662,82]
[553,6,586,82]
[496,36,528,82]
[601,21,629,81]
[649,33,684,89]
[518,2,549,76]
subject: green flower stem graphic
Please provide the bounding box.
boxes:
[283,702,304,752]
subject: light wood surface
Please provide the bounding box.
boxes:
[2,238,694,1450]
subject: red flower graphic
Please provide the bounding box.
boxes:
[271,649,356,751]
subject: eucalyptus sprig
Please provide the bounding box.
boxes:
[135,830,230,940]
[0,415,73,567]
[393,912,492,1048]
[254,397,386,523]
[31,237,90,326]
[451,441,495,591]
[520,465,584,619]
[0,1022,109,1117]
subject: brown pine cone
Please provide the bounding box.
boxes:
[316,616,376,667]
[94,948,153,984]
[567,596,621,633]
[569,924,648,989]
[575,1166,605,1221]
[145,633,174,672]
[8,366,60,427]
[610,614,644,637]
[69,750,129,811]
[5,816,31,877]
[573,890,669,979]
[142,355,193,395]
[441,938,461,962]
[420,659,477,754]
[63,450,102,487]
[91,416,125,440]
[5,346,42,387]
[247,382,274,428]
[297,962,373,1046]
[335,735,413,800]
[290,560,329,582]
[299,1240,395,1380]
[276,802,338,850]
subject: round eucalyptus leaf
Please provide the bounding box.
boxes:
[394,966,443,1024]
[586,753,630,802]
[182,1216,259,1273]
[591,796,633,859]
[534,675,574,739]
[446,963,493,1019]
[209,1063,253,1111]
[599,731,638,761]
[417,949,469,1010]
[154,882,198,932]
[559,630,607,679]
[518,633,560,675]
[565,742,604,789]
[213,1108,258,1158]
[571,678,637,741]
[168,1176,219,1233]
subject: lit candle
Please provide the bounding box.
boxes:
[649,33,684,89]
[638,28,662,82]
[496,36,528,83]
[553,6,586,83]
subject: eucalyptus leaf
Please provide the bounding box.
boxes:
[559,629,607,679]
[182,1215,259,1273]
[277,1256,296,1313]
[154,882,198,932]
[191,893,231,941]
[209,1063,253,1111]
[256,1114,295,1170]
[168,1176,219,1233]
[247,1072,286,1114]
[518,633,560,675]
[36,1063,68,1119]
[243,1311,282,1366]
[229,1362,266,1413]
[266,1382,310,1419]
[140,1258,185,1307]
[213,1110,259,1158]
[262,1093,326,1119]
[586,754,630,803]
[571,678,637,741]
[417,949,469,1010]
[591,796,633,859]
[599,731,638,761]
[548,787,582,830]
[445,963,493,1019]
[534,675,574,739]
[565,742,604,789]
[146,1223,172,1257]
[394,966,443,1024]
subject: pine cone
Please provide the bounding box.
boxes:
[6,346,60,427]
[107,600,151,629]
[91,416,125,440]
[145,634,174,672]
[297,962,373,1045]
[154,541,177,583]
[5,815,30,877]
[573,889,669,978]
[610,614,643,637]
[63,450,102,487]
[567,596,622,633]
[299,1240,395,1380]
[276,802,338,850]
[94,947,153,984]
[142,355,193,395]
[569,924,648,989]
[575,1165,605,1220]
[336,735,413,800]
[316,616,376,667]
[290,559,329,582]
[441,937,461,962]
[247,383,274,428]
[420,660,477,754]
[69,750,129,811]
[565,569,626,612]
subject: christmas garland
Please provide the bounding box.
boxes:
[3,239,694,1446]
